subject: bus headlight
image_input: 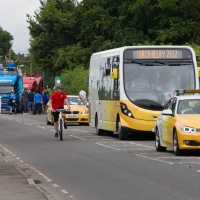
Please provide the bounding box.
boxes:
[120,103,134,118]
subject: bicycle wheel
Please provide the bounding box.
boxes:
[59,119,63,141]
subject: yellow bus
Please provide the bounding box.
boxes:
[88,46,199,140]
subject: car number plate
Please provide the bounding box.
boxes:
[66,115,78,118]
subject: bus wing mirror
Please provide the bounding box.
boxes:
[110,68,118,79]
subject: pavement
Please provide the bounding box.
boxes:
[0,150,50,200]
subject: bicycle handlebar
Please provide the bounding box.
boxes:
[52,109,71,114]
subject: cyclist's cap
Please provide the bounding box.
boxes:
[11,90,14,92]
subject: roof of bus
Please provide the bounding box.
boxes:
[90,45,193,59]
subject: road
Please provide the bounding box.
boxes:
[0,113,200,200]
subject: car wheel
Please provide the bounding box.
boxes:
[155,128,166,151]
[95,115,104,136]
[46,116,51,125]
[117,119,128,140]
[173,130,182,156]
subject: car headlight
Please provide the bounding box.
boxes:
[180,126,197,134]
[81,110,89,114]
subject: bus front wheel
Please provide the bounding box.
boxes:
[117,119,128,140]
[95,115,104,136]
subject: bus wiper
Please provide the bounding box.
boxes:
[149,104,164,109]
[155,60,168,65]
[131,60,144,65]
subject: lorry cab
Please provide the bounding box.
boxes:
[0,67,23,112]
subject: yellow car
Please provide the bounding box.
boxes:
[154,91,200,155]
[47,95,89,126]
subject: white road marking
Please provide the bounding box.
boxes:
[27,178,35,185]
[96,143,121,150]
[25,123,32,125]
[158,157,194,159]
[122,149,152,151]
[36,126,46,129]
[61,190,69,194]
[129,142,155,149]
[52,184,60,187]
[135,154,174,164]
[0,155,8,162]
[16,157,20,159]
[197,170,200,172]
[69,135,87,140]
[20,160,24,163]
[178,162,200,164]
[16,120,22,122]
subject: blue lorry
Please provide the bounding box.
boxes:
[0,67,23,112]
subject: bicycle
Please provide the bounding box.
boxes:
[52,109,70,141]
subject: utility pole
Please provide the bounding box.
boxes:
[9,48,11,60]
[30,56,32,76]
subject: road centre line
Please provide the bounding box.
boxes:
[25,123,32,125]
[135,154,174,164]
[129,142,155,149]
[16,120,22,122]
[96,143,121,150]
[61,190,69,194]
[36,126,46,129]
[69,135,87,140]
[52,184,60,188]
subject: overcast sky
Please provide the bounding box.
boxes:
[0,0,41,55]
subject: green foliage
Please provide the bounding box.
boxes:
[61,67,88,95]
[26,0,200,90]
[0,27,13,56]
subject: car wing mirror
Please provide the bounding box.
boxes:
[162,109,173,116]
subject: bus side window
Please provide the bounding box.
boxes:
[106,58,111,76]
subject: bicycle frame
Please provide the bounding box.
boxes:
[53,109,70,141]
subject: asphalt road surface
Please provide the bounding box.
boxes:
[1,113,200,200]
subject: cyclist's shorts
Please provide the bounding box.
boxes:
[52,106,64,122]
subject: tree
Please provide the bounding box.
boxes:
[0,26,13,56]
[61,67,88,94]
[27,0,79,75]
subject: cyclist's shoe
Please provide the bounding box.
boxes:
[64,123,67,129]
[55,132,58,138]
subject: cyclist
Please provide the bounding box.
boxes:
[49,84,71,138]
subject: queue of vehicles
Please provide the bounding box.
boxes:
[1,45,200,156]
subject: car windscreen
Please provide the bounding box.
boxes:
[66,96,85,105]
[177,99,200,114]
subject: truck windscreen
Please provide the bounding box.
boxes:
[0,85,14,94]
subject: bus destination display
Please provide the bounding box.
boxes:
[124,49,192,59]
